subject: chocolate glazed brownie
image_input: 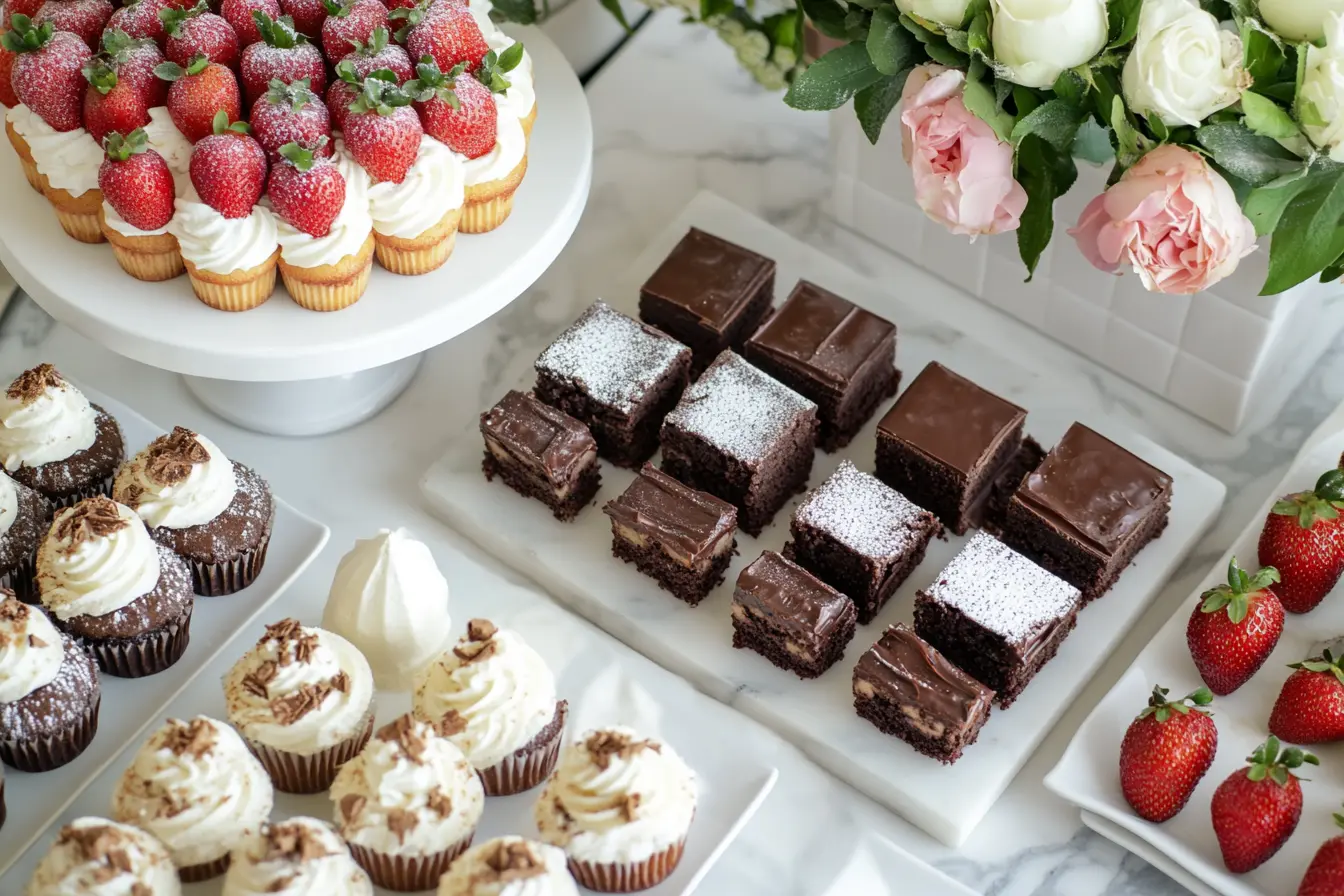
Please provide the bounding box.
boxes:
[481,391,601,521]
[731,550,857,679]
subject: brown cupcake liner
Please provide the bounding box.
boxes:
[349,833,474,892]
[1,778,7,829]
[47,474,116,511]
[0,690,100,773]
[479,706,566,796]
[177,852,231,883]
[189,523,272,597]
[246,702,375,793]
[89,602,192,678]
[0,551,38,603]
[568,839,687,893]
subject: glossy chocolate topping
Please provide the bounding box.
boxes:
[640,228,776,330]
[746,280,896,389]
[878,362,1026,475]
[603,464,737,561]
[481,391,597,483]
[1016,423,1172,557]
[733,551,852,643]
[854,623,993,726]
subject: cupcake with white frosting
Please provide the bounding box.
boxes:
[331,713,485,891]
[170,181,282,312]
[0,471,53,602]
[368,133,465,275]
[114,426,275,595]
[0,590,100,772]
[459,105,527,234]
[5,102,107,243]
[26,817,182,896]
[223,618,376,793]
[222,817,373,896]
[37,496,195,678]
[535,727,698,892]
[112,715,275,882]
[414,618,567,796]
[0,364,125,508]
[5,104,44,192]
[486,31,536,139]
[437,837,579,896]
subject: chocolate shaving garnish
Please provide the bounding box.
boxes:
[377,714,429,763]
[437,710,468,737]
[242,660,278,699]
[264,821,334,863]
[54,497,128,551]
[120,482,145,509]
[262,618,304,644]
[340,793,366,824]
[466,618,498,642]
[585,730,656,770]
[427,788,453,818]
[162,718,216,759]
[0,598,30,647]
[28,633,47,648]
[61,823,129,870]
[620,793,641,823]
[270,681,336,725]
[452,638,497,664]
[386,808,419,845]
[144,426,211,487]
[480,840,546,882]
[331,671,350,693]
[261,618,319,667]
[6,363,63,405]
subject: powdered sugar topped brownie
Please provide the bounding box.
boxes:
[795,461,932,560]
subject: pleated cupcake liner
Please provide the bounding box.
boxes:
[247,703,374,794]
[108,243,186,281]
[0,690,100,773]
[568,839,687,893]
[16,156,40,193]
[0,551,38,603]
[177,852,231,883]
[479,704,566,797]
[52,209,105,244]
[190,516,273,597]
[349,833,474,892]
[89,603,192,678]
[373,231,457,275]
[459,194,517,234]
[187,263,278,312]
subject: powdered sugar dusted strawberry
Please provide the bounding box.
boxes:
[220,0,278,45]
[405,56,493,158]
[341,70,421,183]
[278,0,323,37]
[0,42,17,106]
[2,16,93,131]
[34,0,112,50]
[3,0,43,29]
[98,127,175,229]
[105,0,170,47]
[338,25,409,81]
[249,77,330,161]
[239,11,324,105]
[99,29,167,107]
[161,0,239,69]
[324,62,358,130]
[189,108,265,217]
[83,55,150,143]
[319,0,384,61]
[267,139,343,236]
[394,1,485,76]
[156,52,241,141]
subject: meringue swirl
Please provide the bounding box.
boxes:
[0,373,97,471]
[368,135,465,239]
[0,595,63,704]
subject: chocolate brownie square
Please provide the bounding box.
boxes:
[535,301,692,468]
[743,280,899,451]
[875,362,1028,536]
[639,228,776,375]
[784,460,942,624]
[913,531,1082,708]
[603,464,738,605]
[1001,422,1173,603]
[660,350,818,537]
[731,550,857,679]
[480,391,601,521]
[853,623,994,764]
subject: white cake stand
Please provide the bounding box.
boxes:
[0,25,592,436]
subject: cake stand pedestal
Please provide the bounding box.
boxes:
[0,26,591,436]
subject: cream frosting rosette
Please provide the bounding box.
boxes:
[0,368,98,473]
[222,817,373,896]
[436,837,579,896]
[114,427,238,531]
[0,595,64,705]
[37,498,161,623]
[26,817,182,896]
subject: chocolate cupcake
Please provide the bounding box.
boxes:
[26,817,182,895]
[0,590,101,772]
[0,364,125,508]
[0,471,52,602]
[114,426,274,596]
[37,497,195,678]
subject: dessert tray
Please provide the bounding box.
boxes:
[420,190,1228,847]
[1045,400,1344,896]
[0,385,329,877]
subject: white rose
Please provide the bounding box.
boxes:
[1260,0,1344,43]
[990,0,1109,89]
[1121,0,1248,127]
[895,0,973,27]
[1300,14,1344,161]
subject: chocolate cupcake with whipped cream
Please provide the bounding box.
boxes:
[222,817,373,896]
[0,364,124,508]
[413,618,567,796]
[0,470,52,602]
[223,618,376,793]
[37,496,194,678]
[0,590,100,772]
[26,817,182,896]
[112,715,275,882]
[437,837,579,896]
[114,426,274,596]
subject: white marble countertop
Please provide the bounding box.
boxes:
[6,10,1344,895]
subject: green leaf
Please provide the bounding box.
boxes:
[784,42,883,111]
[488,0,537,25]
[1011,99,1085,152]
[853,70,910,144]
[899,14,969,67]
[1264,171,1344,294]
[597,0,630,31]
[1243,167,1316,236]
[1197,122,1304,187]
[1242,91,1300,140]
[498,41,525,72]
[1015,135,1077,281]
[943,28,969,53]
[799,0,849,39]
[962,77,1014,142]
[866,8,917,76]
[1110,95,1147,168]
[1243,21,1288,88]
[967,11,990,55]
[1107,0,1141,49]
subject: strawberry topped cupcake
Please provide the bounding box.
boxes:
[239,13,328,107]
[481,36,534,139]
[97,128,185,281]
[366,129,464,275]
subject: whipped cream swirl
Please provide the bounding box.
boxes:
[27,817,182,896]
[467,0,497,37]
[0,473,16,538]
[222,817,373,896]
[436,837,578,896]
[0,367,97,471]
[171,183,280,276]
[275,145,373,268]
[368,135,465,239]
[488,32,536,125]
[7,104,102,196]
[38,500,161,621]
[142,106,193,174]
[0,595,63,704]
[114,428,238,530]
[461,107,526,188]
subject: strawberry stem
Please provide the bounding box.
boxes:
[1137,684,1214,723]
[1199,557,1280,625]
[1245,735,1318,787]
[1288,648,1344,687]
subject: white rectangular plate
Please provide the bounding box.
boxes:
[1046,405,1344,896]
[0,387,330,877]
[420,191,1227,846]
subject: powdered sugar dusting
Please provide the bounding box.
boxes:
[0,634,98,740]
[664,351,815,465]
[795,461,933,560]
[924,531,1081,643]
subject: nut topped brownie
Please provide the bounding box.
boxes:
[1001,422,1172,603]
[743,280,899,451]
[875,362,1028,536]
[480,391,602,521]
[914,531,1082,708]
[660,350,818,537]
[785,460,941,624]
[639,228,776,375]
[853,623,994,764]
[534,301,692,468]
[731,550,857,679]
[603,464,738,605]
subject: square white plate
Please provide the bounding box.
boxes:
[420,191,1226,847]
[0,386,330,877]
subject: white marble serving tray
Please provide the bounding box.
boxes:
[420,191,1227,847]
[0,387,330,876]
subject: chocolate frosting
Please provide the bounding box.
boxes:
[1016,423,1173,557]
[602,464,736,561]
[854,623,993,727]
[481,391,597,484]
[878,362,1026,475]
[746,280,895,389]
[640,228,775,330]
[733,551,852,643]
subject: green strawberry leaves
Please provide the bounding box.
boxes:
[102,128,150,162]
[477,42,523,95]
[278,137,328,170]
[404,56,462,108]
[349,67,413,115]
[158,1,209,38]
[1246,735,1318,787]
[1137,684,1214,723]
[1272,469,1344,528]
[82,57,120,95]
[211,108,250,135]
[1289,648,1344,687]
[265,77,315,111]
[1200,557,1281,624]
[350,25,390,57]
[1,14,55,53]
[253,12,306,48]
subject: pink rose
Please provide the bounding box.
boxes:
[900,64,1028,237]
[1071,144,1256,294]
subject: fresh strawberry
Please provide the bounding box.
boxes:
[267,139,344,236]
[219,0,278,45]
[338,25,409,80]
[238,11,323,105]
[278,0,323,37]
[249,77,329,160]
[156,52,240,141]
[1300,807,1344,896]
[82,55,150,143]
[404,56,492,157]
[1118,684,1217,823]
[98,30,167,107]
[1187,558,1284,696]
[1211,736,1318,873]
[2,0,43,29]
[98,127,174,229]
[324,61,358,129]
[104,0,169,47]
[319,0,384,61]
[392,0,484,76]
[33,0,112,50]
[1270,649,1344,745]
[1259,468,1344,614]
[341,70,421,183]
[2,16,93,130]
[0,40,18,106]
[161,0,238,68]
[383,0,417,11]
[189,108,265,216]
